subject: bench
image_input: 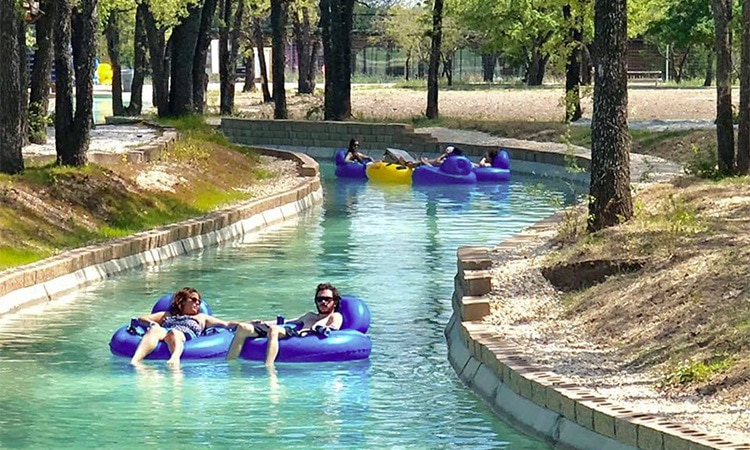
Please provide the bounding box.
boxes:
[627,70,663,84]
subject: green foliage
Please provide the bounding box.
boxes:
[683,143,720,179]
[662,193,704,234]
[661,356,733,387]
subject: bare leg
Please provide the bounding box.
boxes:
[130,326,167,365]
[227,323,258,360]
[265,326,288,367]
[164,330,187,366]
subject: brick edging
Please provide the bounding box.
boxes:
[0,148,322,318]
[446,222,747,450]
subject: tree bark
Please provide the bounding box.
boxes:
[125,2,148,116]
[193,0,219,114]
[143,4,170,116]
[563,4,582,122]
[169,3,202,116]
[243,51,257,92]
[254,18,272,102]
[482,54,496,82]
[293,7,319,94]
[526,45,549,86]
[53,0,76,163]
[319,0,354,120]
[581,42,593,85]
[738,0,750,174]
[271,0,288,119]
[703,50,714,87]
[28,0,55,145]
[588,0,632,232]
[219,0,244,115]
[711,0,735,175]
[426,0,443,119]
[105,10,125,116]
[0,0,25,174]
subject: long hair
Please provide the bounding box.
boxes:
[315,282,341,312]
[170,287,201,315]
[347,138,358,153]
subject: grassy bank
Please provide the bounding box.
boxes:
[0,116,271,269]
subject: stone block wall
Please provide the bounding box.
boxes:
[220,118,590,172]
[447,228,747,450]
[222,118,441,154]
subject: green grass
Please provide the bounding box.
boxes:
[661,356,733,387]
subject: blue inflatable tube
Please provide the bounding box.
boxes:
[413,155,477,185]
[238,295,372,362]
[474,149,511,182]
[334,149,371,180]
[109,294,233,360]
[474,167,510,182]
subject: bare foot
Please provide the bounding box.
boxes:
[166,358,180,367]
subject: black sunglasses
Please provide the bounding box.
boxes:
[315,296,335,303]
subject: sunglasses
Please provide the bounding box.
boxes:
[186,297,202,305]
[315,296,335,304]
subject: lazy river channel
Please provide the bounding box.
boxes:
[0,162,584,449]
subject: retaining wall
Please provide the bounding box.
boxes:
[0,149,322,318]
[448,233,749,449]
[220,118,591,174]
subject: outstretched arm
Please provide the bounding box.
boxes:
[204,314,240,330]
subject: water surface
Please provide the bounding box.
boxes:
[0,163,583,449]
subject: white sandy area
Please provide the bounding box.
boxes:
[23,125,159,156]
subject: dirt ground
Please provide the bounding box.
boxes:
[219,84,727,122]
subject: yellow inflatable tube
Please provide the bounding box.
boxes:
[366,161,413,184]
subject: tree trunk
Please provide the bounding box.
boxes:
[581,42,593,85]
[294,7,318,94]
[738,0,750,174]
[0,0,25,174]
[482,54,496,82]
[219,0,243,115]
[319,0,354,120]
[18,14,29,147]
[243,51,257,92]
[193,0,219,114]
[563,4,583,122]
[255,18,272,102]
[53,0,76,163]
[105,10,125,116]
[169,3,202,116]
[54,0,97,167]
[143,5,170,116]
[588,0,632,232]
[526,46,548,86]
[704,50,714,87]
[271,0,288,119]
[125,2,148,116]
[711,0,735,175]
[442,54,453,86]
[28,0,55,145]
[426,0,443,119]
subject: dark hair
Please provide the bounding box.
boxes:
[170,287,201,314]
[451,146,464,156]
[348,138,359,153]
[487,149,498,159]
[315,282,341,311]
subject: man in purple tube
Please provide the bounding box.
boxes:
[227,283,344,366]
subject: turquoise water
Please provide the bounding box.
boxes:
[0,162,582,449]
